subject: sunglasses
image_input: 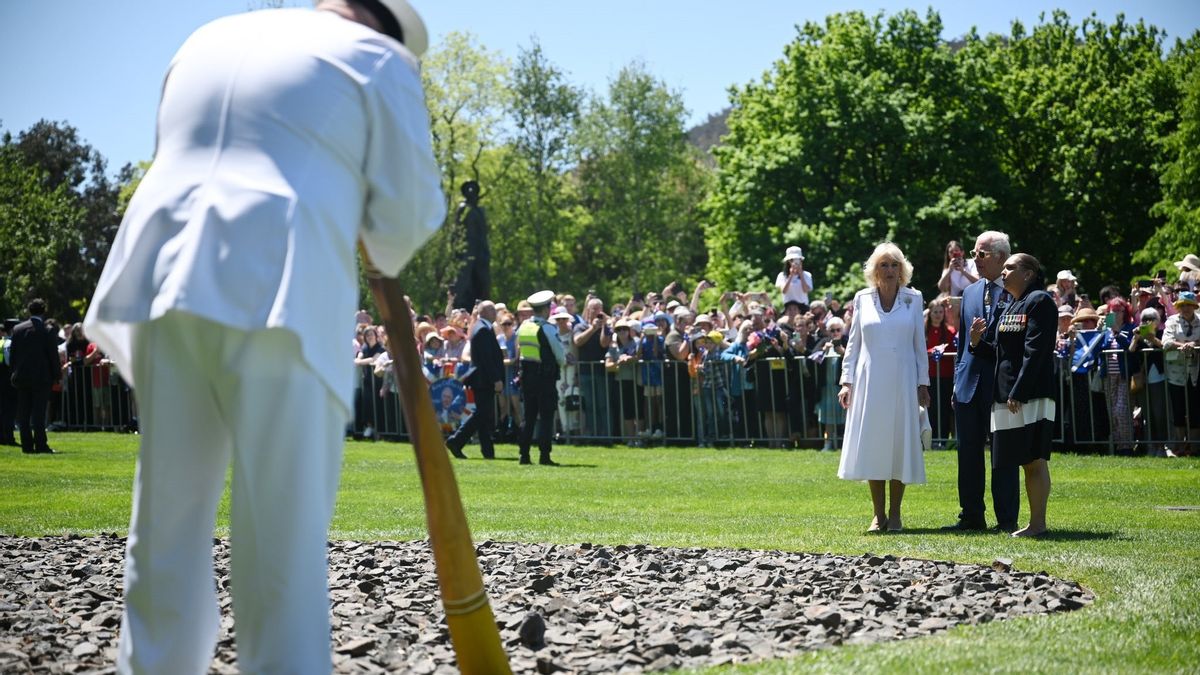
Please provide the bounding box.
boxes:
[969,249,991,259]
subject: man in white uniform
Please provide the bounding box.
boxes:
[83,1,444,673]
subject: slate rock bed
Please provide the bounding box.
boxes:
[1,535,1093,673]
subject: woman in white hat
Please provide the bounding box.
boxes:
[1163,290,1200,456]
[1055,270,1079,307]
[1174,253,1200,292]
[776,246,813,306]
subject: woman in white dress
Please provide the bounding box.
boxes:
[837,243,931,532]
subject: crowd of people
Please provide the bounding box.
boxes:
[340,246,1200,462]
[6,246,1196,464]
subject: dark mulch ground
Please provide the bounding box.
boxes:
[0,535,1092,673]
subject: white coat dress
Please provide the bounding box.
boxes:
[838,287,929,484]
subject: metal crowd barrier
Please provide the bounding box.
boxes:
[340,348,1193,454]
[52,363,138,432]
[41,349,1194,456]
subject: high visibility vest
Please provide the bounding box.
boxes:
[517,320,543,362]
[0,336,8,364]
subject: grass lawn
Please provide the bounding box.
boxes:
[2,433,1198,672]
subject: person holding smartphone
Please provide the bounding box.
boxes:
[1129,307,1167,455]
[574,297,613,441]
[937,240,979,297]
[1098,298,1136,454]
[777,246,813,306]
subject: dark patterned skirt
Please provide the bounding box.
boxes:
[991,398,1055,469]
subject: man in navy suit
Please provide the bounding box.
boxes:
[447,300,504,459]
[944,232,1020,531]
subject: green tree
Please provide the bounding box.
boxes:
[706,10,1182,298]
[705,10,1003,300]
[991,12,1177,289]
[486,39,583,300]
[0,141,84,318]
[1136,34,1200,273]
[0,121,131,321]
[575,62,711,299]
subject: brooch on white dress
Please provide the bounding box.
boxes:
[903,296,912,308]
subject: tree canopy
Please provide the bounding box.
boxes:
[5,11,1199,322]
[705,10,1198,298]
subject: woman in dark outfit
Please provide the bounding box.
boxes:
[968,253,1058,537]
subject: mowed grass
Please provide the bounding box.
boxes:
[2,434,1198,673]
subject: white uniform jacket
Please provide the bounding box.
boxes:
[85,8,445,416]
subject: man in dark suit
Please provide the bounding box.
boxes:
[944,232,1020,532]
[447,300,504,459]
[9,299,61,454]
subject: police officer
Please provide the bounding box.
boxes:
[517,290,567,465]
[0,319,18,446]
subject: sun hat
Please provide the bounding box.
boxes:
[1057,305,1075,318]
[1173,254,1200,271]
[694,313,713,326]
[550,307,572,321]
[1071,307,1100,325]
[653,311,670,323]
[371,0,430,57]
[782,246,805,262]
[423,332,443,345]
[1056,270,1077,282]
[1175,291,1199,308]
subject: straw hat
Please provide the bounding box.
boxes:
[1070,308,1100,325]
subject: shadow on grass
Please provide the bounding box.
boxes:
[885,528,1119,541]
[458,457,599,468]
[1028,529,1119,542]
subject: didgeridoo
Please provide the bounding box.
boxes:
[360,244,510,674]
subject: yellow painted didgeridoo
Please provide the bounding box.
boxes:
[360,245,511,674]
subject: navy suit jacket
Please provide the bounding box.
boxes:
[971,289,1058,404]
[953,279,1001,405]
[467,321,504,389]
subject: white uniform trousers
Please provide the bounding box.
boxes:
[117,312,345,675]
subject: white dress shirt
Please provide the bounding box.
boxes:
[85,9,445,416]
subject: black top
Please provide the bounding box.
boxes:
[576,325,608,363]
[971,288,1058,404]
[9,316,60,388]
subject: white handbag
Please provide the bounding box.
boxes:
[919,406,933,451]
